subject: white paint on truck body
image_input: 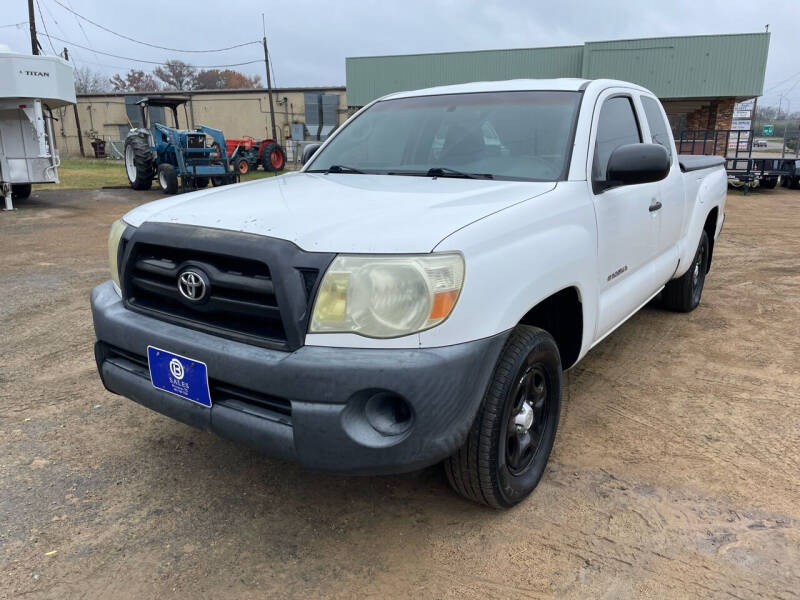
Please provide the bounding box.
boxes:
[121,78,727,362]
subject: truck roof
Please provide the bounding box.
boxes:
[380,78,650,101]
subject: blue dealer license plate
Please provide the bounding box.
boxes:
[147,346,211,408]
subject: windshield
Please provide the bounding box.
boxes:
[307,91,582,181]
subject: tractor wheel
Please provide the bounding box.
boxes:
[11,184,32,200]
[236,157,250,175]
[157,164,179,195]
[194,177,209,189]
[261,142,286,172]
[124,135,154,190]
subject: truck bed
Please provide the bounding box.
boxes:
[678,155,725,172]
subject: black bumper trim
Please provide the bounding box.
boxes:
[92,280,510,474]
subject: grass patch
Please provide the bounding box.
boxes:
[34,158,283,191]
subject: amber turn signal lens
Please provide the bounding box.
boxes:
[429,289,459,321]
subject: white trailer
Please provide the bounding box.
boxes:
[0,51,76,210]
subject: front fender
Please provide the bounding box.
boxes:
[422,182,597,355]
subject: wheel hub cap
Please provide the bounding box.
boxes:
[514,402,534,433]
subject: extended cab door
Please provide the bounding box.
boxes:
[639,94,684,284]
[589,91,661,341]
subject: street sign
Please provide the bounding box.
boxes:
[762,125,774,136]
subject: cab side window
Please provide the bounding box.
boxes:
[592,96,641,184]
[641,96,673,161]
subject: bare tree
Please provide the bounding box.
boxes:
[74,66,111,94]
[153,60,197,91]
[110,69,161,92]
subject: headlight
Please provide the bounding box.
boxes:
[310,253,464,338]
[108,219,128,290]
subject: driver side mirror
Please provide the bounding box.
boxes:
[302,143,321,165]
[597,143,670,192]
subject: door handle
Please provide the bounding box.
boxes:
[649,200,662,212]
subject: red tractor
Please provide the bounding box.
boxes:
[225,137,286,175]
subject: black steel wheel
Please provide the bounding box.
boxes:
[124,134,154,190]
[504,364,551,475]
[444,325,562,508]
[662,229,709,312]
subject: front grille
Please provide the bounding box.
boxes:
[126,242,289,346]
[119,223,335,351]
[101,343,292,419]
[186,134,205,149]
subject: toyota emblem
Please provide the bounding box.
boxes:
[178,270,207,301]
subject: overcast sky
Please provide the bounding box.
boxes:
[1,0,799,108]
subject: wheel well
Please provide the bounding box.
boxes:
[518,287,583,369]
[703,207,718,272]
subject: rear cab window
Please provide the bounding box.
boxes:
[641,96,673,162]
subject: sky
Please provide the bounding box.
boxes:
[1,0,799,109]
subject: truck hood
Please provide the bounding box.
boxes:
[123,172,556,253]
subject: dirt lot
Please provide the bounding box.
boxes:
[1,186,799,599]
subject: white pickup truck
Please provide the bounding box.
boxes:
[92,78,726,508]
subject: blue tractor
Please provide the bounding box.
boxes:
[123,96,237,194]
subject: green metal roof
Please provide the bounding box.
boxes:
[346,33,770,106]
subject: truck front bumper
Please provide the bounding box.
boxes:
[91,281,509,475]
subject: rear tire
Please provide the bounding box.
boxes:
[124,135,154,190]
[662,229,709,312]
[157,163,179,195]
[11,184,31,200]
[261,142,286,172]
[444,325,562,508]
[762,177,778,189]
[194,177,209,189]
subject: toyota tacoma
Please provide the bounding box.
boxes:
[92,79,726,508]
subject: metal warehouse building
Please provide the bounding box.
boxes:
[346,33,770,135]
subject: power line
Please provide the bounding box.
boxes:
[62,0,99,62]
[50,0,259,53]
[37,31,262,68]
[0,21,28,29]
[764,70,800,94]
[34,0,57,54]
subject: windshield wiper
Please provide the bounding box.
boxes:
[426,167,493,179]
[309,164,367,174]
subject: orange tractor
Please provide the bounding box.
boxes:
[225,137,286,175]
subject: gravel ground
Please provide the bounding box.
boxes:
[1,186,799,599]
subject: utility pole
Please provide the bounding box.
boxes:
[62,47,86,158]
[28,0,39,55]
[261,16,278,143]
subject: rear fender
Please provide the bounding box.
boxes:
[675,167,726,278]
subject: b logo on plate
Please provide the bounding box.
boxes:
[169,358,185,380]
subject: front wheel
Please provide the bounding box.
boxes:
[444,325,562,508]
[236,157,250,175]
[157,163,179,195]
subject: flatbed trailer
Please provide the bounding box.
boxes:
[677,128,800,191]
